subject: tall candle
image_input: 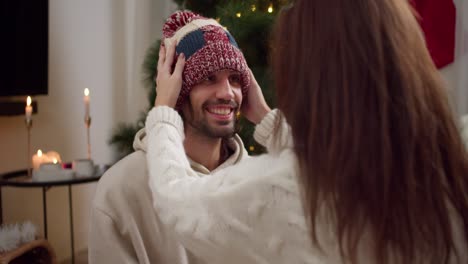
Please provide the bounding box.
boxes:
[84,88,90,119]
[25,96,32,121]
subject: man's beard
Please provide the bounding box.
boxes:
[182,99,240,139]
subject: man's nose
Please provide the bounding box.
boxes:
[215,78,235,100]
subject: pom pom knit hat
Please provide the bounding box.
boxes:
[162,10,250,108]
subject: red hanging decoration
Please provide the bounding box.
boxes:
[410,0,456,69]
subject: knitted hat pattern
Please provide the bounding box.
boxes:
[162,10,250,108]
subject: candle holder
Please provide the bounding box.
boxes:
[25,118,33,177]
[85,116,92,160]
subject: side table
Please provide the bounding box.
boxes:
[0,166,107,264]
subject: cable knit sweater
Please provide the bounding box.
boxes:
[145,106,344,264]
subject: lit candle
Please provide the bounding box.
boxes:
[45,151,62,164]
[32,149,62,171]
[268,3,274,13]
[32,149,44,170]
[25,96,32,121]
[84,88,90,119]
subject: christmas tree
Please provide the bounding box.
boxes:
[109,0,290,158]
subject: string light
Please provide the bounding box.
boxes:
[251,5,256,12]
[249,146,255,152]
[268,3,274,13]
[216,17,221,22]
[236,12,241,18]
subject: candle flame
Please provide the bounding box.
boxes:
[53,158,58,164]
[38,149,43,157]
[84,88,90,96]
[27,96,32,106]
[268,4,273,13]
[236,12,241,18]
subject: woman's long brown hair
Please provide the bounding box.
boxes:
[273,0,468,263]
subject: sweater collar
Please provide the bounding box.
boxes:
[188,134,247,175]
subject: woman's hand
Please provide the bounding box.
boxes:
[241,69,271,124]
[154,40,186,108]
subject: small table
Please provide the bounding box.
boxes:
[0,166,107,264]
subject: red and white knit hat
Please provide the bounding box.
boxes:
[162,10,250,107]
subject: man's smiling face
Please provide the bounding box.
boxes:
[181,69,243,138]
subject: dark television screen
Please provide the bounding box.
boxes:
[0,0,48,97]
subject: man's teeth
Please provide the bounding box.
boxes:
[208,108,232,115]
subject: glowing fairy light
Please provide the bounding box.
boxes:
[268,3,274,13]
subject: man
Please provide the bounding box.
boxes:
[88,10,251,263]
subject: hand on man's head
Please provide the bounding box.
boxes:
[241,69,271,124]
[154,40,185,108]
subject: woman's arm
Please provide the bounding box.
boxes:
[145,106,299,259]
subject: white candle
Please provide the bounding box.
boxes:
[84,88,90,119]
[32,149,44,170]
[25,96,32,121]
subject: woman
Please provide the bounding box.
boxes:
[145,0,468,263]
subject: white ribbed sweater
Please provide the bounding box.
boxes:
[145,106,344,264]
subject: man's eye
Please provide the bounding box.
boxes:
[229,75,241,84]
[203,75,216,83]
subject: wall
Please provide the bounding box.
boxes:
[0,0,173,262]
[441,63,459,112]
[441,60,467,117]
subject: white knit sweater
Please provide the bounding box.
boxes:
[145,106,347,264]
